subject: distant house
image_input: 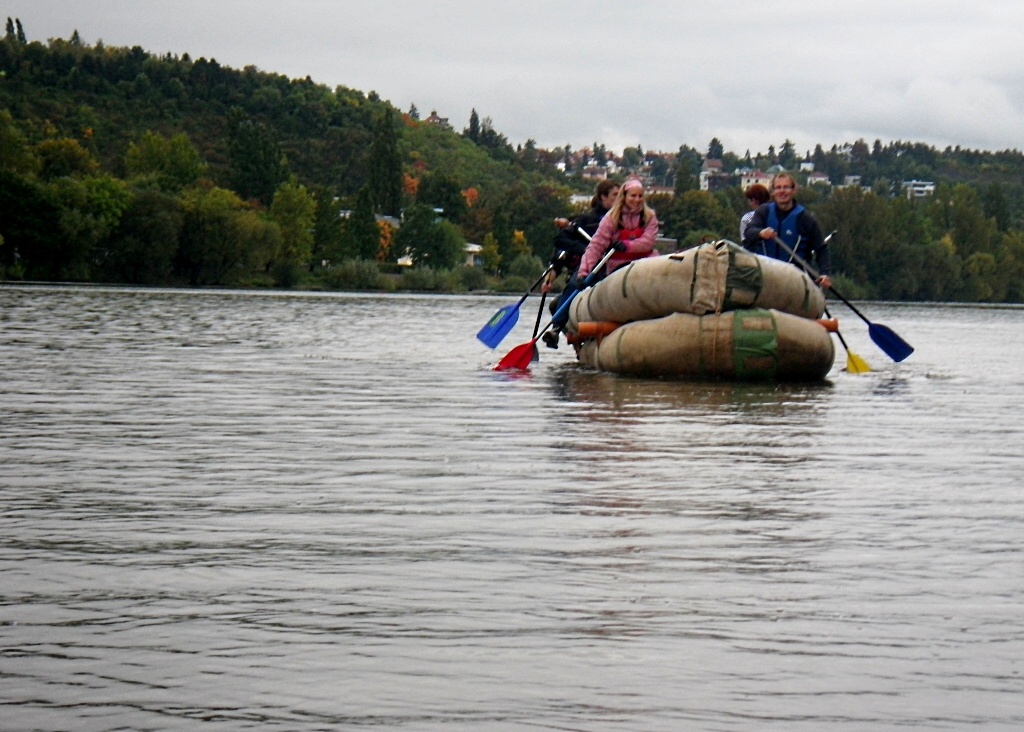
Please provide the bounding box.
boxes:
[464,243,483,267]
[806,172,831,186]
[740,170,773,191]
[423,110,451,130]
[799,160,815,173]
[580,165,608,181]
[699,158,724,191]
[646,185,675,198]
[902,180,936,198]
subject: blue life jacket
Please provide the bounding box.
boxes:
[761,203,806,262]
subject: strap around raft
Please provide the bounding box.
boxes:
[733,309,779,380]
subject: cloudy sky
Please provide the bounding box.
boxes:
[6,1,1023,157]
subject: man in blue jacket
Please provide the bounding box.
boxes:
[742,172,832,289]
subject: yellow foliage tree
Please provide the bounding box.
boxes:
[480,233,501,274]
[376,220,394,261]
[512,230,530,256]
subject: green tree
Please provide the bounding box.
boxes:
[125,131,205,191]
[999,231,1024,301]
[36,139,100,180]
[779,139,799,169]
[0,169,62,279]
[417,172,467,223]
[817,186,891,292]
[228,114,288,206]
[394,204,463,268]
[367,107,402,215]
[343,185,380,260]
[269,178,316,282]
[661,190,734,242]
[480,232,501,274]
[707,138,724,159]
[621,145,643,171]
[465,108,480,143]
[674,144,703,193]
[947,183,999,258]
[310,186,345,267]
[48,175,133,280]
[103,189,183,284]
[177,185,258,285]
[491,209,514,273]
[982,182,1010,232]
[0,110,37,175]
[962,252,998,301]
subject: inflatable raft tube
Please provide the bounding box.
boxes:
[567,240,825,329]
[572,308,835,381]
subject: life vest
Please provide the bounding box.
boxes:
[762,203,807,262]
[610,225,652,263]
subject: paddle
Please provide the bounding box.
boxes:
[530,290,547,362]
[476,259,559,349]
[494,244,618,372]
[826,303,872,374]
[799,231,870,373]
[772,234,913,363]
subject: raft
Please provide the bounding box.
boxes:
[567,239,825,324]
[565,240,835,381]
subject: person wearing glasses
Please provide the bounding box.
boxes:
[742,172,832,289]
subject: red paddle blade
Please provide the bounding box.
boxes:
[494,340,538,371]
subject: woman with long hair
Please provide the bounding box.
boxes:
[575,177,659,281]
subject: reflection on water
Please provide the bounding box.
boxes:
[2,286,1024,731]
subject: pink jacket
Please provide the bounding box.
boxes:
[577,208,659,279]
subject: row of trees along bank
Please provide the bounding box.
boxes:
[2,25,1024,301]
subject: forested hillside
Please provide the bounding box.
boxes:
[2,23,1024,301]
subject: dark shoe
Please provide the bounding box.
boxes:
[542,330,559,349]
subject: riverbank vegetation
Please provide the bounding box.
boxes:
[2,22,1024,301]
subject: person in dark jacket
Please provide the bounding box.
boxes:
[739,182,770,241]
[742,172,832,289]
[540,179,620,348]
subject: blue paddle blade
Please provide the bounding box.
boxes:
[869,323,914,362]
[476,304,520,348]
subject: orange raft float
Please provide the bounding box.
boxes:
[564,240,836,381]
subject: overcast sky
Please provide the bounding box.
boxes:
[6,1,1023,157]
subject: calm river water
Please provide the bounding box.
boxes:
[2,284,1023,731]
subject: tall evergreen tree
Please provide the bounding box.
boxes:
[367,108,402,216]
[344,185,380,260]
[310,186,344,266]
[779,139,798,169]
[465,108,480,143]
